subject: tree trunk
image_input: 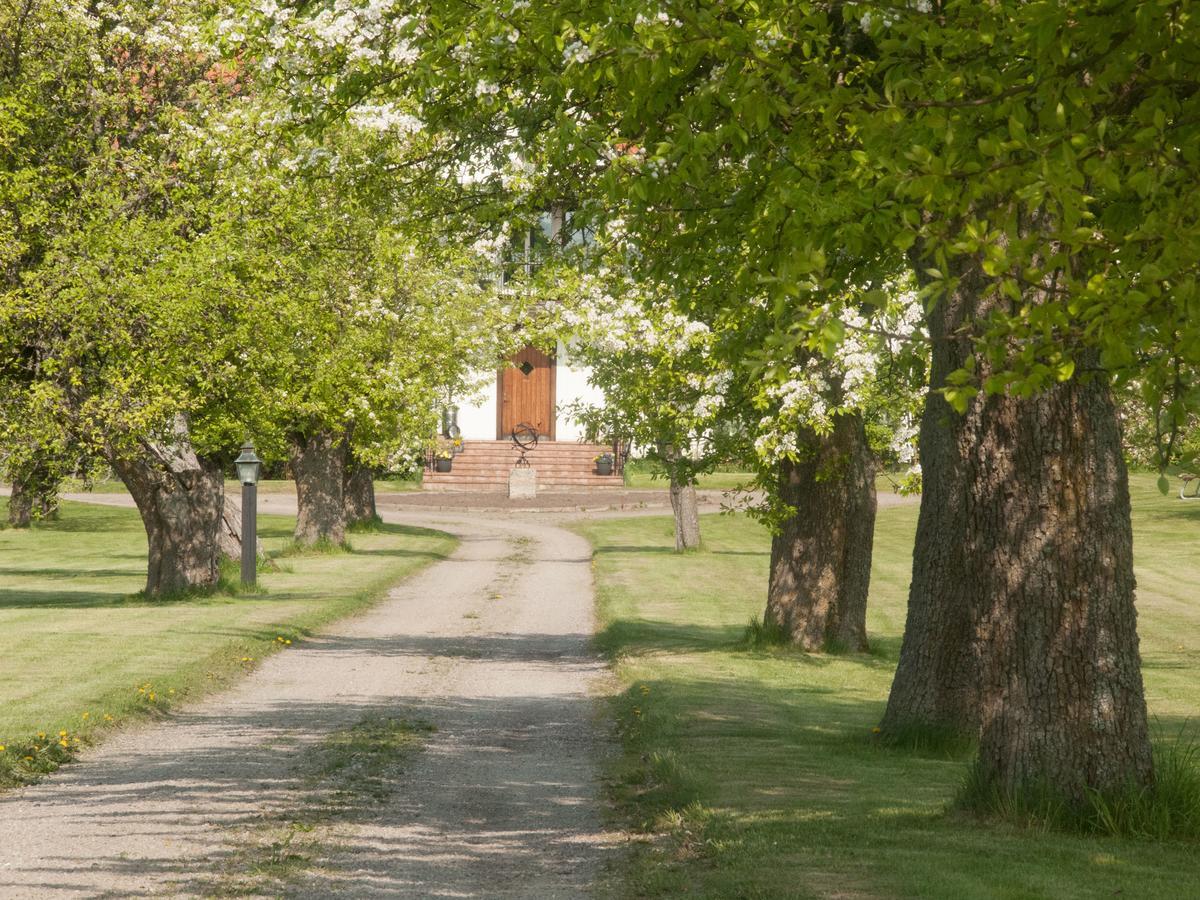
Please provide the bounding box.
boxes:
[668,473,701,551]
[764,412,876,651]
[343,463,377,525]
[7,478,32,528]
[971,369,1151,801]
[35,490,59,520]
[5,456,60,527]
[881,264,990,737]
[218,491,263,561]
[883,256,1152,801]
[290,430,347,545]
[109,420,224,596]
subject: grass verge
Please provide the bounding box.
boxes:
[0,498,454,789]
[576,473,1200,899]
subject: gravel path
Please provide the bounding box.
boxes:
[0,503,621,897]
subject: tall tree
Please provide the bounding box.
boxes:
[562,271,733,551]
[242,0,1200,800]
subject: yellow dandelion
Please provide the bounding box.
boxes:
[103,714,113,722]
[58,739,68,748]
[81,712,90,720]
[23,756,33,763]
[0,744,6,752]
[871,726,882,734]
[148,693,156,701]
[168,689,175,695]
[37,732,45,740]
[59,730,67,738]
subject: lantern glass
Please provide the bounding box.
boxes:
[235,443,262,486]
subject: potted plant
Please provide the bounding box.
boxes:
[434,450,453,473]
[595,452,614,476]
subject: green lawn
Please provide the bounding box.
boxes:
[577,473,1200,899]
[0,499,453,786]
[59,476,423,495]
[622,460,754,491]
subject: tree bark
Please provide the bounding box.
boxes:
[764,412,876,651]
[971,369,1150,800]
[7,478,32,528]
[289,430,347,545]
[109,421,224,596]
[883,257,1152,801]
[218,491,263,561]
[881,263,990,737]
[343,462,377,525]
[668,473,701,551]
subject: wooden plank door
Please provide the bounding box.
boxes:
[497,344,556,440]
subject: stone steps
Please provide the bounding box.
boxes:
[423,440,622,491]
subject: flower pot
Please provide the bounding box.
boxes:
[434,457,453,473]
[595,460,613,476]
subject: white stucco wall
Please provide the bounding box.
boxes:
[454,378,498,440]
[554,338,604,441]
[450,339,603,441]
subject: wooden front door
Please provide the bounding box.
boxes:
[498,344,556,440]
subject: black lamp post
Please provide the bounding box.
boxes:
[234,441,262,587]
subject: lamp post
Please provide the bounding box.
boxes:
[234,441,262,587]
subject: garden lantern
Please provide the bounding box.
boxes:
[234,441,261,586]
[235,442,262,486]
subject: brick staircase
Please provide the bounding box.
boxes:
[423,440,623,492]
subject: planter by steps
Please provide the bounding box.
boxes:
[434,457,453,473]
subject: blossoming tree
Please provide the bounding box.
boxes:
[559,269,732,551]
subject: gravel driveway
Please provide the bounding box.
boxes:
[0,501,621,897]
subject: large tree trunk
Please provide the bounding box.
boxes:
[7,478,32,528]
[881,265,990,737]
[764,412,876,651]
[343,462,377,525]
[970,368,1150,800]
[109,420,224,596]
[668,473,701,551]
[883,256,1152,800]
[290,430,347,545]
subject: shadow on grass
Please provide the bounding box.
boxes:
[354,547,454,562]
[595,616,902,672]
[594,544,766,558]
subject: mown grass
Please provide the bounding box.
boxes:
[576,473,1200,899]
[0,498,454,788]
[60,476,423,495]
[622,459,754,491]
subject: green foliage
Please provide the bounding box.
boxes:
[270,0,1200,476]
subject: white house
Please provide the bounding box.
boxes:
[452,338,604,442]
[424,213,619,490]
